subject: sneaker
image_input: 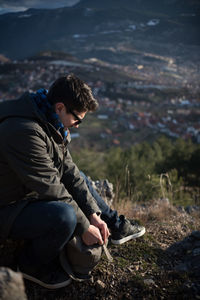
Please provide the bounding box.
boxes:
[111,216,146,245]
[19,263,72,289]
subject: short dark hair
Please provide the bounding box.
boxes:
[47,74,98,112]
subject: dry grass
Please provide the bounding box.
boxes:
[23,198,200,300]
[1,197,199,300]
[113,198,200,231]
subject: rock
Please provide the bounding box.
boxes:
[175,262,188,272]
[194,241,200,248]
[193,248,200,256]
[185,206,200,214]
[90,178,115,206]
[159,198,170,205]
[144,278,155,285]
[96,279,106,291]
[192,231,200,240]
[177,206,185,213]
[0,267,27,300]
[167,231,200,277]
[127,264,140,272]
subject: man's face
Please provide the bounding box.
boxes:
[55,103,86,129]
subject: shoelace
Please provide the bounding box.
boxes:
[103,244,113,262]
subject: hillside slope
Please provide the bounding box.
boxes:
[20,200,199,299]
[0,0,199,60]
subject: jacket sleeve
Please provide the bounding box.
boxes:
[61,148,100,218]
[1,122,91,235]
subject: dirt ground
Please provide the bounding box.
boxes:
[22,200,200,300]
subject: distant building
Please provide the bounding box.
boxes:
[147,19,160,26]
[196,131,200,144]
[70,133,80,139]
[97,115,108,120]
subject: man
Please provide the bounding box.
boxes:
[0,74,145,289]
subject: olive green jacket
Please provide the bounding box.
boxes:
[0,93,99,238]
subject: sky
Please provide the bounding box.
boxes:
[0,0,80,15]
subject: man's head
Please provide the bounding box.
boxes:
[47,74,98,129]
[47,74,98,113]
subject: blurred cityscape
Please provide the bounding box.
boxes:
[0,50,199,151]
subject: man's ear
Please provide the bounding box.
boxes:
[55,102,65,114]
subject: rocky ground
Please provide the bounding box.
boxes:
[11,200,198,300]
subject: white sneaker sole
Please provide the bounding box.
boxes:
[111,227,146,245]
[21,272,72,289]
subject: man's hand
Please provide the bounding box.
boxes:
[82,225,103,246]
[89,213,110,244]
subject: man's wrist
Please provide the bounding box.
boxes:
[89,212,97,222]
[90,211,102,220]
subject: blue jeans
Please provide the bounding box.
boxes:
[9,201,77,272]
[8,173,121,271]
[80,172,121,230]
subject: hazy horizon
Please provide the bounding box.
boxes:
[0,0,80,15]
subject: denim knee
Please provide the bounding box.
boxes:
[52,202,77,236]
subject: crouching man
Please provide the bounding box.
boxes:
[0,74,145,289]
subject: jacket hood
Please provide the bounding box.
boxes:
[0,92,46,124]
[0,92,71,144]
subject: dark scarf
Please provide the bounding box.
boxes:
[31,88,68,139]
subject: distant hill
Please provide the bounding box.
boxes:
[0,0,199,60]
[76,0,200,14]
